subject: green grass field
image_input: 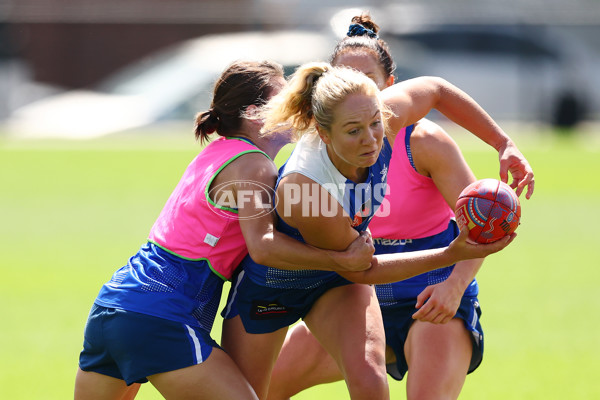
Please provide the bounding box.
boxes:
[1,125,599,399]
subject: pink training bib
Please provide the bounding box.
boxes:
[370,126,453,239]
[148,137,269,280]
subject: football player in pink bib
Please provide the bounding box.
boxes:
[74,60,375,400]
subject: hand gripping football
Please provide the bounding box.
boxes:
[455,179,521,243]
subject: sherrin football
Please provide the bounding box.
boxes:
[455,178,521,244]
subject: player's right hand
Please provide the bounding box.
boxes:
[498,139,535,199]
[448,226,516,261]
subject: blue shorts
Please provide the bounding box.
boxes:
[78,304,220,385]
[383,296,483,381]
[222,270,352,334]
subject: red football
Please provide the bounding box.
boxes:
[455,178,521,244]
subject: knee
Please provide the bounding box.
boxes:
[407,386,455,400]
[344,360,389,400]
[406,369,465,400]
[343,337,388,398]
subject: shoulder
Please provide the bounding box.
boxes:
[217,151,276,185]
[381,77,448,134]
[411,119,461,176]
[412,119,459,157]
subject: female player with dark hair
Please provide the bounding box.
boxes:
[220,58,522,400]
[266,13,534,400]
[73,60,376,400]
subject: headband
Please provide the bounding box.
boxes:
[347,23,378,39]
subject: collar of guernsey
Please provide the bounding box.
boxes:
[278,133,392,232]
[148,136,270,281]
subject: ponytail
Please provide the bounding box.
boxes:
[194,109,220,144]
[194,60,284,144]
[261,62,330,140]
[261,62,386,141]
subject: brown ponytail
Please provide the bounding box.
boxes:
[194,60,284,144]
[194,109,220,141]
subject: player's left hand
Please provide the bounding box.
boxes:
[412,281,463,324]
[497,140,534,199]
[337,230,375,272]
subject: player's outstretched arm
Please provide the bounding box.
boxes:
[338,227,514,285]
[382,77,534,199]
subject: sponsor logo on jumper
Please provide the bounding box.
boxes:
[351,199,373,227]
[373,238,413,246]
[380,164,388,182]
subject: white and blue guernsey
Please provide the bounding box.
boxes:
[242,132,392,289]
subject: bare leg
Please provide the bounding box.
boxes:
[148,347,258,400]
[304,284,389,400]
[404,318,472,400]
[267,322,344,400]
[121,384,141,400]
[221,315,288,400]
[74,368,140,400]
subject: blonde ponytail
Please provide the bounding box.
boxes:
[261,62,330,140]
[261,62,388,141]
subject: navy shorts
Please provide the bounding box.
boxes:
[222,270,353,334]
[383,296,483,381]
[78,304,220,385]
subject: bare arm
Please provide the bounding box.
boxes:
[339,226,514,284]
[275,173,361,252]
[214,153,373,272]
[382,77,534,198]
[411,258,483,324]
[409,120,484,322]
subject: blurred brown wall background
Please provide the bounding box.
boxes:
[3,0,598,89]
